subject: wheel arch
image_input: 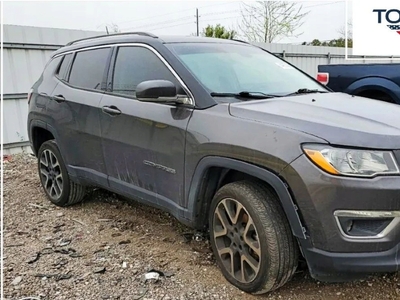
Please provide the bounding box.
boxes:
[29,121,65,160]
[29,120,52,155]
[186,156,307,240]
[344,77,400,104]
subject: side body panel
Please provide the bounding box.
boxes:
[183,104,328,232]
[47,82,107,186]
[99,94,193,209]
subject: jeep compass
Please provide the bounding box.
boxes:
[27,32,400,294]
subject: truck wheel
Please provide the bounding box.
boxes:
[357,90,394,103]
[37,140,86,207]
[209,180,298,294]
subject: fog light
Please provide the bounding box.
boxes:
[334,210,400,239]
[338,217,392,237]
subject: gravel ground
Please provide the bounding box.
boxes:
[3,154,400,300]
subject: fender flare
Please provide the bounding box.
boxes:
[28,119,47,155]
[187,156,307,240]
[29,121,68,165]
[345,77,400,103]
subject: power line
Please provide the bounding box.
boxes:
[143,20,195,32]
[121,1,343,33]
[118,9,194,25]
[201,9,241,17]
[197,0,237,10]
[123,7,240,31]
[303,1,342,8]
[116,1,237,27]
[122,15,193,31]
[201,14,249,24]
[118,0,341,28]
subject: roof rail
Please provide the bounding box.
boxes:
[65,32,158,46]
[231,39,250,44]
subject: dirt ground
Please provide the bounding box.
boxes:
[3,154,400,300]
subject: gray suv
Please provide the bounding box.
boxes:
[27,32,400,294]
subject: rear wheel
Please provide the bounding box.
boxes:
[209,180,298,294]
[38,140,86,206]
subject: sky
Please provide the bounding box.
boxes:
[3,0,351,44]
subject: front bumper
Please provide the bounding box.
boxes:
[282,154,400,253]
[280,153,400,280]
[302,242,400,282]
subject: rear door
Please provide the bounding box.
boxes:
[99,44,193,209]
[48,47,112,186]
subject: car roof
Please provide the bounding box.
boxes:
[51,32,251,57]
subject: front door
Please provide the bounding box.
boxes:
[99,45,193,209]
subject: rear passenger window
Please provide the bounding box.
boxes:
[57,53,73,80]
[43,56,63,78]
[112,46,179,97]
[68,48,110,90]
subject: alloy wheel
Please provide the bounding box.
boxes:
[39,149,63,199]
[213,198,261,283]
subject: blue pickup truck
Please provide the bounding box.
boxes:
[317,64,400,104]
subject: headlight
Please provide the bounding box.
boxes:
[302,144,399,177]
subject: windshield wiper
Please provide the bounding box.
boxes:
[210,91,280,99]
[284,88,329,97]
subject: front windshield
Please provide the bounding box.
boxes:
[166,42,327,96]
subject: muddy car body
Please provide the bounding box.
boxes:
[27,32,400,294]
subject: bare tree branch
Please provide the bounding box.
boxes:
[338,20,353,39]
[106,23,121,33]
[238,1,310,43]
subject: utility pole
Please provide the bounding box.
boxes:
[196,8,199,36]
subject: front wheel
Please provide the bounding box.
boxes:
[37,140,86,206]
[209,180,298,294]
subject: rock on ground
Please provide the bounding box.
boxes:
[3,154,400,299]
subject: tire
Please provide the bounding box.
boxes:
[37,140,86,207]
[357,91,394,104]
[209,180,298,294]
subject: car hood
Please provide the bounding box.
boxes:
[229,92,400,149]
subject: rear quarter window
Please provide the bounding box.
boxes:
[43,56,63,78]
[56,53,73,80]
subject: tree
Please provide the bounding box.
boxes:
[202,24,237,39]
[106,23,121,34]
[338,20,353,39]
[337,20,353,47]
[306,38,352,48]
[305,21,353,48]
[238,1,310,43]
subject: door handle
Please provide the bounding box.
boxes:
[52,94,65,103]
[102,105,121,116]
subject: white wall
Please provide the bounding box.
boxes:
[3,25,398,154]
[3,25,105,154]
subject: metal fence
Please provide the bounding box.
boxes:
[3,24,399,154]
[3,25,104,154]
[253,42,398,76]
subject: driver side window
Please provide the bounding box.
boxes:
[112,46,180,98]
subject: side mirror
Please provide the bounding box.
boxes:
[136,80,191,104]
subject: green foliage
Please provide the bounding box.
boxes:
[305,38,353,48]
[304,20,353,48]
[202,24,237,39]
